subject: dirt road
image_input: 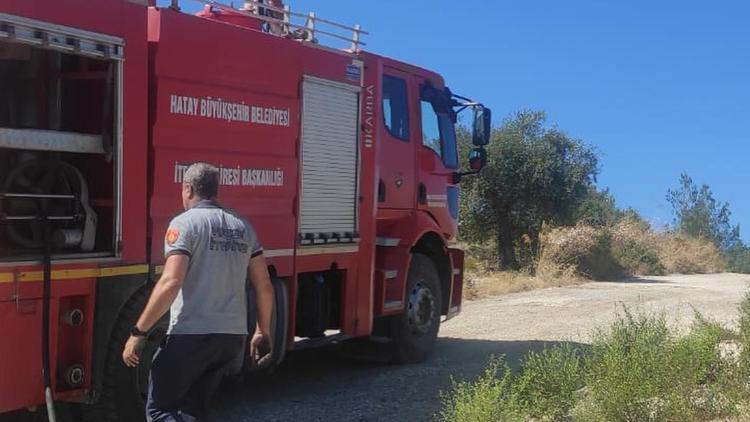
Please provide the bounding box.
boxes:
[214,273,750,421]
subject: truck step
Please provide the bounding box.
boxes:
[381,269,398,280]
[383,300,402,310]
[293,333,350,351]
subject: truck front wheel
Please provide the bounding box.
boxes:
[389,253,442,363]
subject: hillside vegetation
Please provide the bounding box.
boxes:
[459,111,748,295]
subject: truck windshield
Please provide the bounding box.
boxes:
[420,100,458,169]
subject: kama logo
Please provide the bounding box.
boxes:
[165,228,180,245]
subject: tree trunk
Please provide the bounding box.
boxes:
[497,216,518,270]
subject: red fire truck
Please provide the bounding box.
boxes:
[0,0,490,420]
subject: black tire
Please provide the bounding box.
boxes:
[389,253,442,363]
[269,278,289,367]
[83,284,167,422]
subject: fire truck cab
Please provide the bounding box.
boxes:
[0,0,490,420]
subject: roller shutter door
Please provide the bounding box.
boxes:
[299,76,360,243]
[0,12,124,60]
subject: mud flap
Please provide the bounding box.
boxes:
[446,248,465,320]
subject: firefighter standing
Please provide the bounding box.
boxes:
[122,162,275,421]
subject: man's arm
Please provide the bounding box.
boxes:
[122,254,189,367]
[248,254,274,366]
[248,254,274,337]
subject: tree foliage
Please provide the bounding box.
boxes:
[573,187,623,228]
[666,172,750,273]
[666,173,739,250]
[459,110,599,269]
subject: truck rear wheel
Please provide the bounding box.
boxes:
[83,284,167,422]
[389,253,442,363]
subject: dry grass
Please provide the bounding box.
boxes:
[611,217,726,275]
[538,225,599,270]
[538,224,627,280]
[657,232,727,274]
[535,219,727,281]
[461,218,727,301]
[462,241,581,300]
[464,268,582,301]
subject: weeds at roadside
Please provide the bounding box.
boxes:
[510,343,584,420]
[440,302,750,422]
[439,357,518,422]
[439,346,584,422]
[738,290,750,374]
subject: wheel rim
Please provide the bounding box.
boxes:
[407,281,436,335]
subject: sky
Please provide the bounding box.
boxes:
[161,0,750,241]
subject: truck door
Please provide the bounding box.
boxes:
[415,78,460,236]
[378,68,416,209]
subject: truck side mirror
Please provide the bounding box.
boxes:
[472,107,491,146]
[468,148,487,170]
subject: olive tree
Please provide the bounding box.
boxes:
[459,110,599,269]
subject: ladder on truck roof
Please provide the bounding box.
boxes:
[176,0,368,52]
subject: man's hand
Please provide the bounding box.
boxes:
[250,332,273,368]
[122,335,146,367]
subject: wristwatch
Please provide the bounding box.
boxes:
[130,326,148,337]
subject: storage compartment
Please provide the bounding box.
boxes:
[0,38,120,261]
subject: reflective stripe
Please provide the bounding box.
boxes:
[375,237,400,247]
[0,264,149,283]
[296,245,359,256]
[264,249,295,258]
[153,249,295,276]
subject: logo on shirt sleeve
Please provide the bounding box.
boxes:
[165,228,180,246]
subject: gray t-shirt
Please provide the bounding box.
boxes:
[164,200,262,335]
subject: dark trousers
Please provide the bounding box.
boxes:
[146,334,246,422]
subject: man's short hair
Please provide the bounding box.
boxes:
[183,163,219,199]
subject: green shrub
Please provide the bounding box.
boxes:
[585,309,676,421]
[671,317,722,387]
[439,357,518,422]
[682,314,743,419]
[609,217,666,276]
[611,238,665,276]
[739,290,750,374]
[440,347,585,422]
[580,229,627,280]
[441,305,748,422]
[510,344,584,420]
[583,308,736,421]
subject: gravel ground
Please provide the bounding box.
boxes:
[212,273,750,422]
